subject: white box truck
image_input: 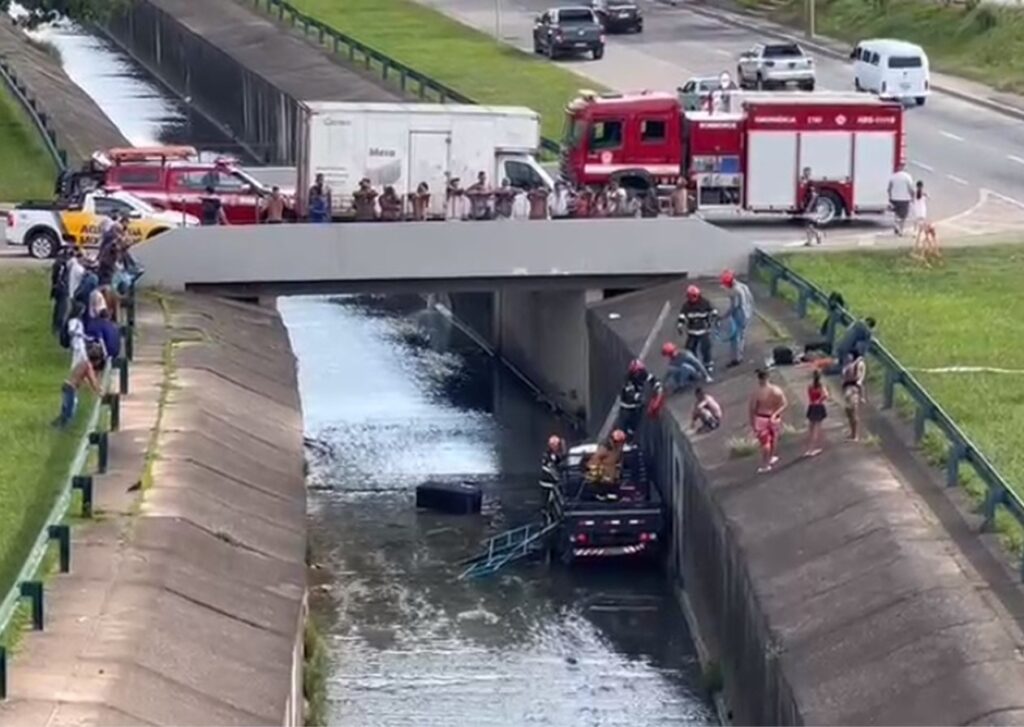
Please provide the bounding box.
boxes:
[296,102,555,218]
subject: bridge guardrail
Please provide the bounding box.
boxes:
[750,249,1024,583]
[0,293,135,700]
[0,55,69,173]
[247,0,563,155]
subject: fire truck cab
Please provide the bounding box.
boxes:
[560,89,905,224]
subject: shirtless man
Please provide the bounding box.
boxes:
[748,368,787,473]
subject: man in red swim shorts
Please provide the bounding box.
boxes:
[748,368,788,473]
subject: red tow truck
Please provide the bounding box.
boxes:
[560,89,905,224]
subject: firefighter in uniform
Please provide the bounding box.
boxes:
[678,284,718,374]
[616,359,662,439]
[539,435,565,522]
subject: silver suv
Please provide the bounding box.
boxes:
[736,43,815,91]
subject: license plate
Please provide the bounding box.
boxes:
[900,82,910,89]
[575,41,588,47]
[617,11,630,16]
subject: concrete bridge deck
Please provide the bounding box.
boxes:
[587,279,1024,725]
[134,218,751,295]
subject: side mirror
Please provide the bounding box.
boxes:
[850,48,858,59]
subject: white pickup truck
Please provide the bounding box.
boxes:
[5,188,198,259]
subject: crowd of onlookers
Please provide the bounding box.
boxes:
[280,171,692,223]
[48,216,140,429]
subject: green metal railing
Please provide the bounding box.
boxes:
[0,56,69,173]
[247,0,563,155]
[751,249,1024,582]
[0,294,135,700]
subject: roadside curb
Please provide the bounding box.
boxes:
[652,0,1024,123]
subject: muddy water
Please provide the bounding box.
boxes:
[280,295,715,726]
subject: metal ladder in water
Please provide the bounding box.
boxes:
[458,520,560,580]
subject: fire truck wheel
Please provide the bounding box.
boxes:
[815,191,845,226]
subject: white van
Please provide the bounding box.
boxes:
[851,39,929,105]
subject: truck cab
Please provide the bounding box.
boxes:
[561,90,683,192]
[548,442,665,564]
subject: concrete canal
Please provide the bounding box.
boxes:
[22,13,716,722]
[281,295,714,725]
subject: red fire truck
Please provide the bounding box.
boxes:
[560,90,905,224]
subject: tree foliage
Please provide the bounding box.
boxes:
[0,0,123,25]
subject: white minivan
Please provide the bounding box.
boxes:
[851,39,930,105]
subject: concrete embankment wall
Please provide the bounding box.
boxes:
[586,281,1024,725]
[0,17,127,164]
[105,0,399,163]
[0,294,307,726]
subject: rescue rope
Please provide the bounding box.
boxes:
[909,366,1024,375]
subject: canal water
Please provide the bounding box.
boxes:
[14,6,247,158]
[280,295,715,725]
[26,14,716,724]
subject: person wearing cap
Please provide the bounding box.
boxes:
[677,284,718,373]
[661,341,711,394]
[617,359,662,438]
[720,269,754,367]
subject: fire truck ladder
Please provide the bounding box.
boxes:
[458,520,559,580]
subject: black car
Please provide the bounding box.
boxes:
[533,7,605,60]
[589,0,643,33]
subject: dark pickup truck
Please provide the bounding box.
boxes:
[533,7,606,60]
[590,0,643,33]
[547,442,666,564]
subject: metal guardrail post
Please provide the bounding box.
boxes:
[824,306,840,350]
[72,475,94,518]
[883,368,897,409]
[982,487,1004,532]
[89,431,109,474]
[796,287,810,319]
[124,324,135,362]
[946,443,967,487]
[912,403,931,444]
[103,393,120,432]
[115,357,129,395]
[47,525,71,573]
[19,582,43,631]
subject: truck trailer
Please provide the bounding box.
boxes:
[560,89,905,224]
[296,102,555,218]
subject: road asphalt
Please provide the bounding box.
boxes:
[420,0,1024,246]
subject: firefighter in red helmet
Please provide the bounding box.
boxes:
[539,434,566,520]
[616,358,662,439]
[677,283,718,373]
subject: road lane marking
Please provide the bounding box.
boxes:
[713,48,731,56]
[939,130,965,142]
[910,161,934,172]
[1009,155,1024,165]
[946,174,969,185]
[986,189,1024,209]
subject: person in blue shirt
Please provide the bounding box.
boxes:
[84,308,121,361]
[835,317,876,365]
